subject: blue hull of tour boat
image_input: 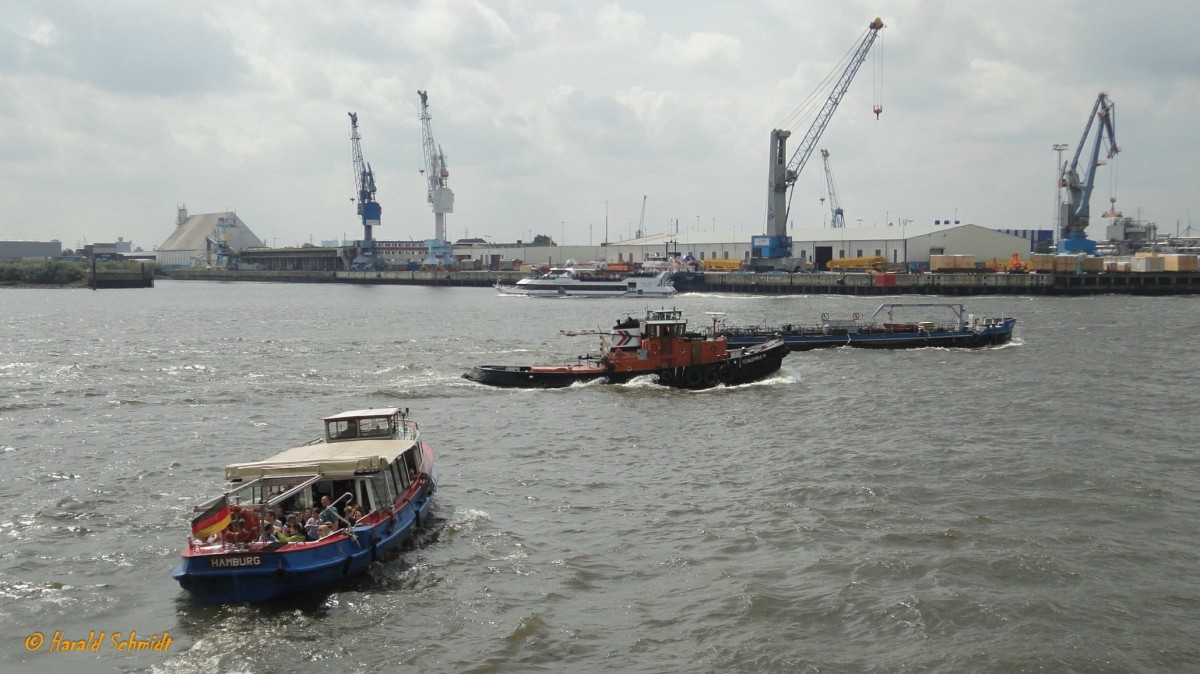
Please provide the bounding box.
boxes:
[171,484,434,604]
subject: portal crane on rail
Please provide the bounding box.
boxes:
[348,112,385,270]
[418,90,455,266]
[820,149,846,229]
[752,17,884,269]
[1059,93,1119,255]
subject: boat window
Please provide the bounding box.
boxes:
[352,478,372,512]
[358,416,392,438]
[391,460,408,490]
[371,471,392,506]
[327,419,359,441]
[404,447,420,478]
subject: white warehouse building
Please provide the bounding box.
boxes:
[605,223,1045,269]
[459,223,1047,271]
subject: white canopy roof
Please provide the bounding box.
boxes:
[225,437,415,482]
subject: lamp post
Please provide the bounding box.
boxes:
[1053,143,1068,247]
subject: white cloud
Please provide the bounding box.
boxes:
[0,0,1197,249]
[27,19,57,47]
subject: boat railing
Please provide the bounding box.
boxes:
[399,419,420,440]
[871,303,967,331]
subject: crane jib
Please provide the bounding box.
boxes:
[763,18,883,245]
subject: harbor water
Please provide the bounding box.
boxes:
[1,281,1197,673]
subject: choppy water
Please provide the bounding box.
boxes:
[1,281,1198,673]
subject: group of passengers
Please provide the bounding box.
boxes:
[213,496,370,545]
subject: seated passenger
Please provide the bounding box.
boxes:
[278,523,307,543]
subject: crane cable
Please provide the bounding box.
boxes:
[777,27,871,132]
[873,31,883,117]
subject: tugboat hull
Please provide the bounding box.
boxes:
[464,339,788,390]
[462,364,608,388]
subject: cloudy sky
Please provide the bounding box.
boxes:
[2,0,1197,251]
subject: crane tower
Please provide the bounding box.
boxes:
[1059,93,1119,255]
[753,17,884,268]
[347,111,385,270]
[418,90,455,266]
[820,149,846,228]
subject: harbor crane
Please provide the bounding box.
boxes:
[347,112,385,270]
[820,149,846,228]
[753,17,884,269]
[1059,92,1119,255]
[418,90,455,266]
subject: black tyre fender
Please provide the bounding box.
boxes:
[683,368,704,387]
[717,364,735,383]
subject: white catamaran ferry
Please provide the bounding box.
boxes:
[495,265,676,297]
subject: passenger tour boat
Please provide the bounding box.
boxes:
[172,407,438,603]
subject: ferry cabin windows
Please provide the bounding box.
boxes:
[404,447,420,477]
[358,416,393,437]
[327,419,358,440]
[392,457,410,490]
[326,415,395,441]
[371,470,392,508]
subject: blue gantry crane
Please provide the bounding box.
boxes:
[752,17,884,269]
[1059,93,1119,255]
[348,111,386,270]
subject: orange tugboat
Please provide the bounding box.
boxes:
[463,309,788,389]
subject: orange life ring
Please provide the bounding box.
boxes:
[223,506,260,544]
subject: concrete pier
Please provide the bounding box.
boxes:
[163,268,1200,296]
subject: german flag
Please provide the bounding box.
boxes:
[191,496,231,538]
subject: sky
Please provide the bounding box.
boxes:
[1,0,1198,251]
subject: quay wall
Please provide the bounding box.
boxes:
[163,269,1200,296]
